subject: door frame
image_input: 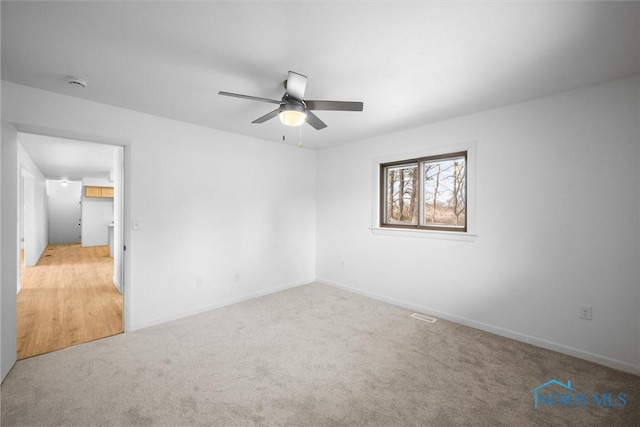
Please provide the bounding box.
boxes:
[18,132,128,325]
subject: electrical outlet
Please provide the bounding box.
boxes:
[340,261,345,269]
[234,273,239,282]
[579,305,592,321]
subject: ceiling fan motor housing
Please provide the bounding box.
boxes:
[280,98,306,114]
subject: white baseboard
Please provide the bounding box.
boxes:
[35,243,47,266]
[127,279,313,332]
[112,276,121,294]
[317,279,640,376]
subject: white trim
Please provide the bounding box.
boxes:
[371,141,477,240]
[370,227,478,241]
[317,279,640,376]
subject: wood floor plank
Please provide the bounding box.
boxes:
[17,243,123,360]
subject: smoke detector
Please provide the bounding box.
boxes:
[65,76,87,88]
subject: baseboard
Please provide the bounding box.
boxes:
[317,279,640,376]
[35,243,47,266]
[18,243,49,294]
[112,276,122,294]
[22,242,47,269]
[128,279,313,332]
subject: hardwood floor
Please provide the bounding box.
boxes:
[17,244,123,359]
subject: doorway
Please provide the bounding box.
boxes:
[47,180,82,244]
[17,133,125,359]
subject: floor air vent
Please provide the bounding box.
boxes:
[411,313,438,323]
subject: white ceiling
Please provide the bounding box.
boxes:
[2,1,639,151]
[19,133,115,181]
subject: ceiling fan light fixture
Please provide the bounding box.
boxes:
[279,110,307,127]
[278,102,307,127]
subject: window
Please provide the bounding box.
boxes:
[381,151,467,232]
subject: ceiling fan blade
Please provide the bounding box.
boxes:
[305,100,364,112]
[218,91,280,105]
[285,71,307,101]
[252,108,281,124]
[305,111,327,130]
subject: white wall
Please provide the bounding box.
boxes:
[81,197,113,246]
[81,177,114,247]
[47,180,82,244]
[19,175,23,249]
[5,77,636,376]
[18,142,48,266]
[113,146,124,292]
[83,177,114,187]
[1,120,19,382]
[1,81,317,332]
[316,77,640,374]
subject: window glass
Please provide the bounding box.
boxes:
[422,156,466,229]
[384,164,418,226]
[381,152,466,232]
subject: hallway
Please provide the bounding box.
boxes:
[17,244,123,359]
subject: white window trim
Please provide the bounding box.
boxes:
[370,141,478,242]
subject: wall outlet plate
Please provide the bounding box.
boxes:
[579,305,592,321]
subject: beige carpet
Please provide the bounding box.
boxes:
[1,283,638,426]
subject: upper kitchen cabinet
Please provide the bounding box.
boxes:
[85,186,114,198]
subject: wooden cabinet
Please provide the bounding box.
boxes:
[85,186,114,198]
[85,186,103,197]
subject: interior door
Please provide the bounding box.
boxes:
[47,181,82,244]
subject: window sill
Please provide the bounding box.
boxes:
[369,227,478,242]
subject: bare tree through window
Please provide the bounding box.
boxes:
[382,152,466,231]
[423,157,466,227]
[385,164,417,225]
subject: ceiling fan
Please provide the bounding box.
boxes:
[218,71,363,130]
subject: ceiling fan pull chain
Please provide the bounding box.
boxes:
[298,125,303,148]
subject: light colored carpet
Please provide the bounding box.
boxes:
[1,283,638,426]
